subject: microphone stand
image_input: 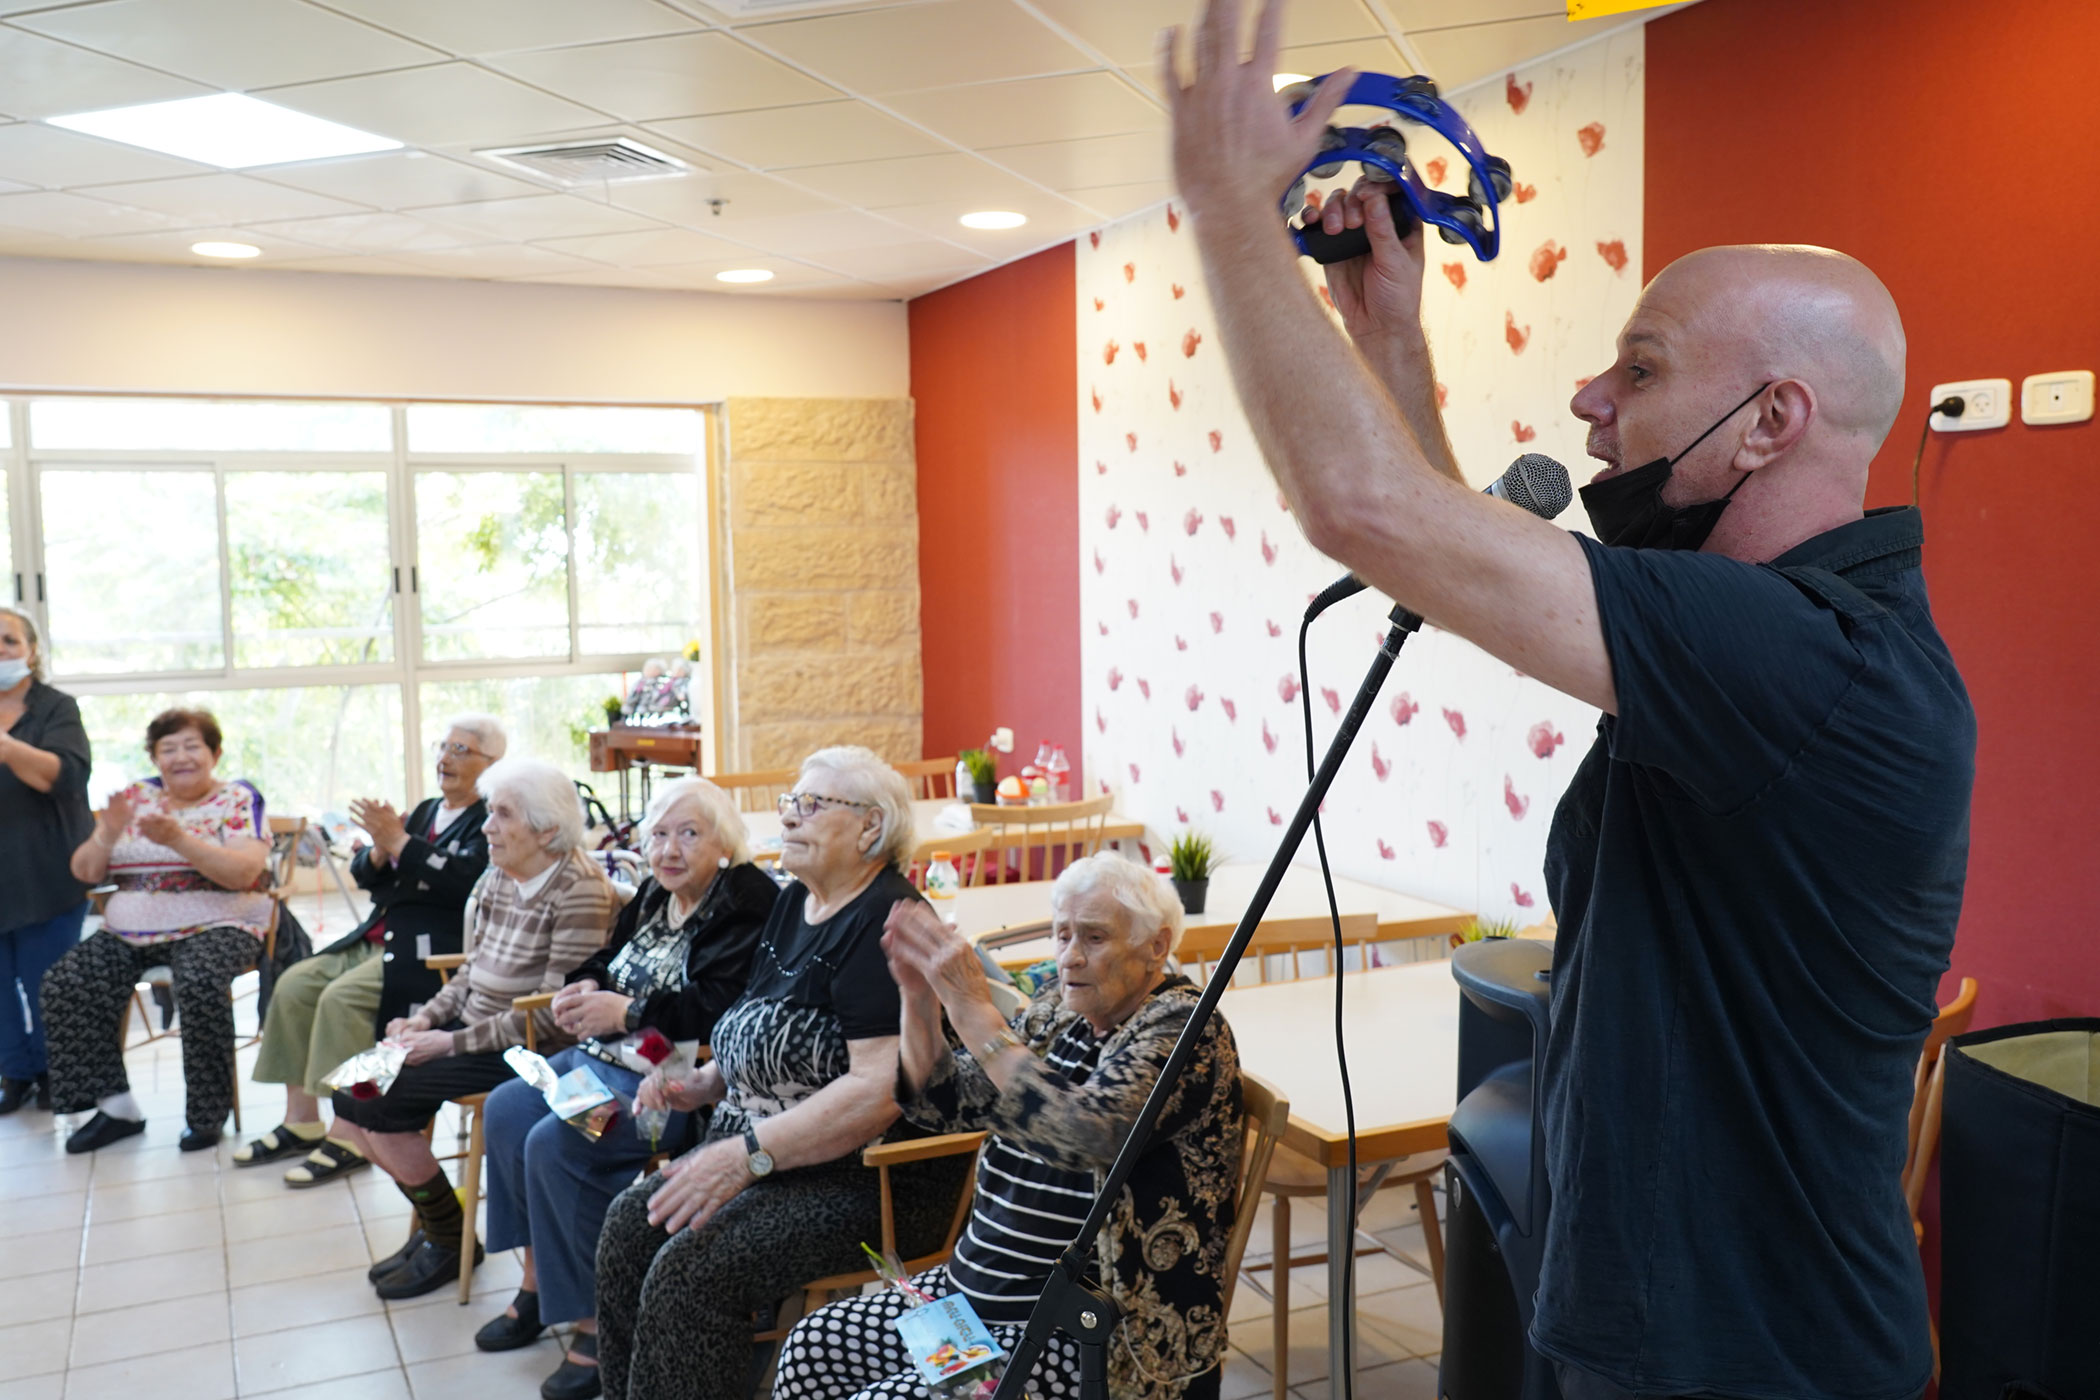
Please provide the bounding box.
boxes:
[991,600,1423,1400]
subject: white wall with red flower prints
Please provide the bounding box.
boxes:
[1077,29,1645,926]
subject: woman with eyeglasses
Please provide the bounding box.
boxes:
[590,746,972,1400]
[473,775,779,1400]
[234,716,503,1186]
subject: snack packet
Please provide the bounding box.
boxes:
[864,1243,1006,1400]
[503,1047,623,1142]
[321,1041,408,1100]
[630,1027,690,1153]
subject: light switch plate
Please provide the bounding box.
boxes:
[2020,370,2094,426]
[1928,378,2012,432]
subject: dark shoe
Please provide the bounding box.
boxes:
[65,1111,147,1154]
[373,1237,483,1300]
[233,1124,322,1166]
[284,1137,369,1188]
[475,1290,544,1352]
[541,1329,601,1400]
[0,1074,46,1115]
[35,1077,50,1111]
[367,1228,425,1283]
[178,1126,222,1153]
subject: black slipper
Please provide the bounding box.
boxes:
[541,1329,601,1400]
[234,1124,323,1167]
[284,1137,368,1188]
[65,1111,146,1154]
[368,1227,424,1282]
[476,1289,544,1351]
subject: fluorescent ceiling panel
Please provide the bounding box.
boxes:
[47,93,401,168]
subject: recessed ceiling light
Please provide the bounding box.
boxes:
[716,269,774,284]
[47,94,401,169]
[1273,73,1314,91]
[959,210,1027,230]
[191,241,260,259]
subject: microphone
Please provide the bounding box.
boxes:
[1303,453,1574,621]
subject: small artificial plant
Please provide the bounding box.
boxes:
[1455,916,1522,943]
[600,694,625,724]
[1167,830,1218,883]
[958,748,997,789]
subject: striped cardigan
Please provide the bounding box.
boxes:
[420,849,620,1055]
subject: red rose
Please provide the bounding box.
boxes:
[633,1028,674,1065]
[350,1081,381,1101]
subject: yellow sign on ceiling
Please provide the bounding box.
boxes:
[1567,0,1678,17]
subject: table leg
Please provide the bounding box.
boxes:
[1327,1162,1354,1395]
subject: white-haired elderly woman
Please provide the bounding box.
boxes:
[775,853,1245,1400]
[590,746,973,1400]
[336,756,620,1302]
[473,777,782,1400]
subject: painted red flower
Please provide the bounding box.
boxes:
[1278,674,1301,704]
[1184,508,1203,536]
[1182,329,1202,357]
[1185,684,1204,712]
[1503,775,1530,820]
[1390,692,1419,726]
[1577,122,1606,157]
[1527,721,1565,759]
[1103,339,1119,365]
[1511,884,1536,909]
[1529,240,1568,282]
[1426,820,1448,848]
[1596,239,1628,273]
[1505,312,1531,355]
[1443,262,1467,291]
[1506,73,1533,114]
[1220,516,1236,540]
[1443,708,1467,740]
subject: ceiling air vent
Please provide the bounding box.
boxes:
[476,137,690,185]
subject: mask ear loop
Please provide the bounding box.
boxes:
[1665,381,1773,472]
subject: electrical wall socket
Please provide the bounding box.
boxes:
[2020,370,2094,426]
[1928,378,2013,432]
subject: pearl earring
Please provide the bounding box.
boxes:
[717,855,730,869]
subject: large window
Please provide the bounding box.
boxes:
[10,398,714,813]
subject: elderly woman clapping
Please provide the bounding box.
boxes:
[473,776,781,1400]
[336,757,619,1301]
[590,746,971,1400]
[775,853,1246,1400]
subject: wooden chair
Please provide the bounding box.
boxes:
[1221,1073,1292,1317]
[908,827,1001,890]
[895,757,960,801]
[968,795,1113,884]
[1176,914,1381,989]
[754,1130,991,1343]
[1901,975,1979,1379]
[707,767,799,814]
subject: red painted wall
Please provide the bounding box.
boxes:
[1647,0,2100,1034]
[910,244,1081,780]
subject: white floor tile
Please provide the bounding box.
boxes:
[230,1265,384,1338]
[1232,1304,1414,1386]
[0,1188,84,1237]
[68,1292,232,1368]
[243,1370,414,1400]
[388,1291,502,1365]
[0,1374,64,1400]
[226,1220,376,1288]
[1289,1357,1443,1400]
[0,1265,77,1326]
[87,1170,226,1222]
[76,1243,228,1315]
[222,1181,360,1243]
[63,1339,236,1400]
[6,1224,83,1274]
[404,1339,564,1400]
[1355,1282,1444,1358]
[234,1314,400,1395]
[0,1153,94,1198]
[81,1203,224,1266]
[0,1316,72,1378]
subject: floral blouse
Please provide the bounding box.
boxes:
[103,777,273,945]
[904,974,1244,1400]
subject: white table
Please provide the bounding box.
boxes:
[743,798,1148,864]
[1221,961,1462,1393]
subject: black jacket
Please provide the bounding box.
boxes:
[319,798,489,1031]
[0,681,93,933]
[564,862,778,1045]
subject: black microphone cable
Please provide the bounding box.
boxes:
[1296,610,1359,1400]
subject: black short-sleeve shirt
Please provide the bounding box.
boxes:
[1535,509,1974,1400]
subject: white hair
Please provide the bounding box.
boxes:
[641,776,753,866]
[477,757,584,855]
[799,745,915,870]
[1050,853,1186,956]
[442,713,508,760]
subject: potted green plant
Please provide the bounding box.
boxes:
[958,748,998,805]
[1167,830,1217,914]
[600,694,625,726]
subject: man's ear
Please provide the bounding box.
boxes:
[1735,379,1815,470]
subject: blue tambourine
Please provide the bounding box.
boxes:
[1278,71,1512,265]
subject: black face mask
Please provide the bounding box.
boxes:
[1578,382,1770,550]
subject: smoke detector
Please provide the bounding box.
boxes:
[476,137,690,185]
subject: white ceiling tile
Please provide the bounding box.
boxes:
[1384,0,1579,26]
[783,150,1042,211]
[74,223,332,264]
[261,63,612,148]
[806,239,990,281]
[11,0,446,91]
[646,100,949,169]
[1408,16,1591,94]
[0,189,192,238]
[391,242,601,279]
[645,256,849,291]
[315,0,701,56]
[1276,36,1414,84]
[1065,178,1174,221]
[530,224,749,266]
[485,32,837,122]
[1032,0,1384,68]
[255,152,551,209]
[414,193,666,241]
[886,71,1163,151]
[686,207,923,256]
[0,26,211,119]
[513,264,688,289]
[242,210,485,254]
[78,172,368,226]
[261,253,441,277]
[983,130,1169,192]
[742,1,1095,95]
[0,177,31,194]
[602,170,842,226]
[872,189,1099,253]
[0,122,214,189]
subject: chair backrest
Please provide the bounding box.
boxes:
[1176,913,1381,988]
[967,794,1114,883]
[1902,976,1980,1217]
[895,756,959,800]
[909,826,1001,889]
[1219,1072,1291,1316]
[265,814,307,899]
[708,767,800,813]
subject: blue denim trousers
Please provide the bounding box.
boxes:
[0,902,86,1079]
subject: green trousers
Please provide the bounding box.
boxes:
[252,941,384,1098]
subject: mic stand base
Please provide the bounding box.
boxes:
[999,1259,1119,1400]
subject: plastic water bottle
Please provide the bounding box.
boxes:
[1046,745,1071,802]
[925,853,961,900]
[954,759,973,803]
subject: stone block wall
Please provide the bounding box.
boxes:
[719,397,923,772]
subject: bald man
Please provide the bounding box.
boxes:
[1163,5,1972,1399]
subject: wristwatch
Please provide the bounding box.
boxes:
[622,998,644,1033]
[743,1126,775,1178]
